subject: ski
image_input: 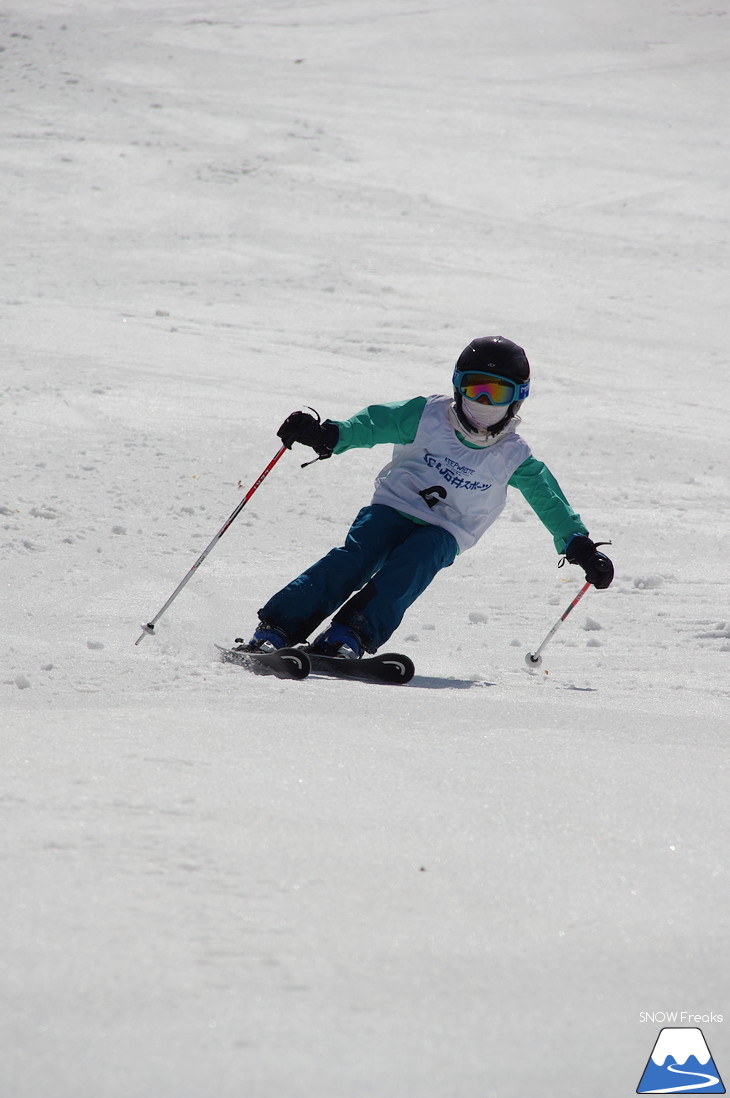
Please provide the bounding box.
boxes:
[217,645,311,680]
[216,644,414,685]
[304,650,415,685]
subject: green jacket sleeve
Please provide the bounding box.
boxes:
[509,456,588,554]
[331,396,428,453]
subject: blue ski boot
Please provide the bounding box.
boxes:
[309,622,364,660]
[235,621,291,653]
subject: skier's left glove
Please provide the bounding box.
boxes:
[564,535,614,589]
[277,411,339,458]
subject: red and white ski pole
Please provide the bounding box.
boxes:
[525,581,591,668]
[135,445,288,646]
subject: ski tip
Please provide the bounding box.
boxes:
[216,644,311,680]
[379,654,415,683]
[278,648,311,679]
[305,650,415,684]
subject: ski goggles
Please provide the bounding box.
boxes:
[453,368,530,406]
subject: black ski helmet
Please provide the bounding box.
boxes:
[452,335,530,435]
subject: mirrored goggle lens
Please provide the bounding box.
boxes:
[457,372,520,406]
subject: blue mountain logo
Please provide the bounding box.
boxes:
[637,1027,725,1093]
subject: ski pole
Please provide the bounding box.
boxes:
[135,445,288,645]
[525,581,591,668]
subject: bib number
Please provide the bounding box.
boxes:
[418,484,447,510]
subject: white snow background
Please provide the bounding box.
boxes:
[2,1,729,1095]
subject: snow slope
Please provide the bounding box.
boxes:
[2,2,729,1096]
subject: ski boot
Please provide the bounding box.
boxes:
[309,622,364,660]
[234,621,291,654]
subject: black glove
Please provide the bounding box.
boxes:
[565,535,614,589]
[277,411,339,458]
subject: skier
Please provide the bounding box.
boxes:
[237,336,614,659]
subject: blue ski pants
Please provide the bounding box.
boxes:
[258,504,459,652]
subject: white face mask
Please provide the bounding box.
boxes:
[461,399,508,429]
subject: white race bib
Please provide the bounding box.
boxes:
[371,395,531,551]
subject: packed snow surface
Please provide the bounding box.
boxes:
[2,1,729,1096]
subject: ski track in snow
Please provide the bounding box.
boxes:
[2,2,729,1097]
